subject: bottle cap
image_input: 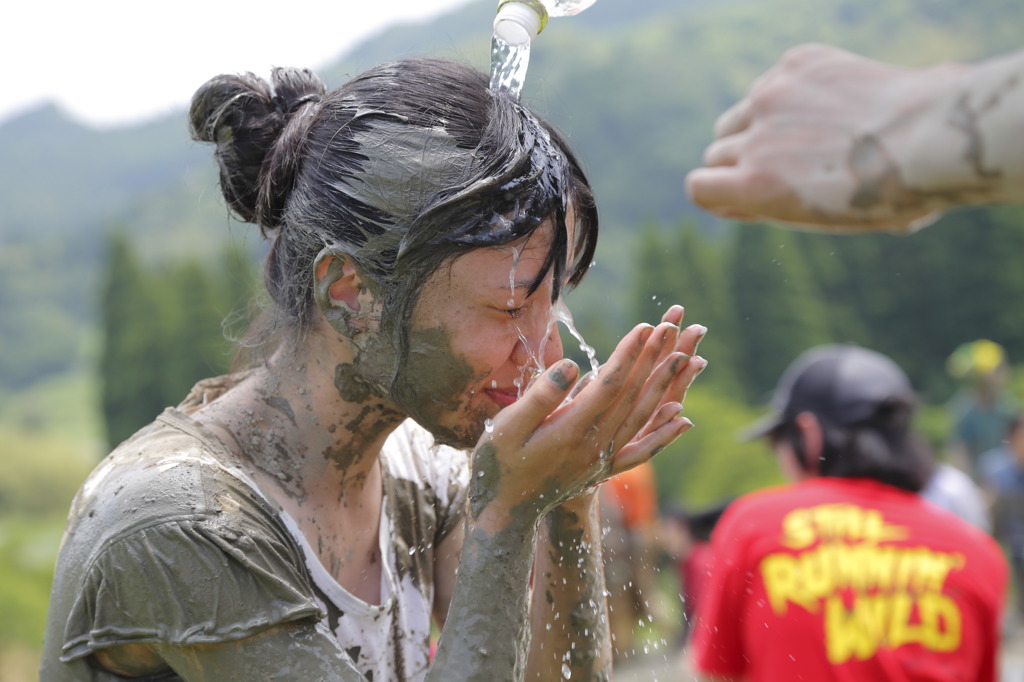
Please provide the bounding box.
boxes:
[494,1,545,46]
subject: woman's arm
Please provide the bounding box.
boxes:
[431,518,464,630]
[525,306,705,680]
[526,492,611,680]
[432,318,701,680]
[686,44,1024,232]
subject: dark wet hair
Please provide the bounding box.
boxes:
[189,58,597,357]
[770,397,933,492]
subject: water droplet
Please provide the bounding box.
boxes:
[484,419,494,434]
[561,663,572,679]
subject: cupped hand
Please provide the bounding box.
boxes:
[468,311,704,525]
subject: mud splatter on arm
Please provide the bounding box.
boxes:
[427,514,540,681]
[895,50,1024,211]
[526,493,612,681]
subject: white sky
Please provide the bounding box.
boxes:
[2,0,477,128]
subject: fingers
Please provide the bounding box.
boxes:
[639,324,707,426]
[610,413,694,476]
[687,162,799,222]
[654,307,705,370]
[661,354,707,414]
[585,321,681,439]
[685,166,758,218]
[564,323,654,426]
[676,322,707,357]
[610,351,697,449]
[702,131,749,168]
[660,304,685,328]
[714,97,752,139]
[503,359,580,433]
[644,320,683,382]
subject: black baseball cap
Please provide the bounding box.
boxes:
[741,344,917,441]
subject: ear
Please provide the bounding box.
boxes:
[312,247,375,333]
[793,411,824,477]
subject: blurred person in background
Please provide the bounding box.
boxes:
[601,460,661,661]
[947,339,1017,480]
[919,455,990,533]
[691,344,1007,682]
[980,415,1024,620]
[661,501,727,648]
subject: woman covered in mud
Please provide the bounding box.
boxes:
[41,58,706,681]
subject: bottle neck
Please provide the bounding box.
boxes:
[494,0,548,46]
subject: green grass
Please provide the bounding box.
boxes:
[0,515,66,643]
[0,366,102,676]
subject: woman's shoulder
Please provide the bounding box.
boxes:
[49,409,320,665]
[64,408,274,556]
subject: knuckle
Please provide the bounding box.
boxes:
[781,43,828,68]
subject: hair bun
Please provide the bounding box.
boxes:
[189,67,326,230]
[271,67,324,114]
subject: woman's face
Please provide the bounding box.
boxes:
[393,219,567,448]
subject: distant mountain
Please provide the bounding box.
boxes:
[1,0,1022,390]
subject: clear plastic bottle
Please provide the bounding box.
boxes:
[493,0,598,46]
[490,0,598,96]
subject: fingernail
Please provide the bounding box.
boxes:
[671,353,692,373]
[549,359,579,390]
[693,356,708,373]
[694,324,708,338]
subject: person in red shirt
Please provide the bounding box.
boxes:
[690,344,1008,682]
[662,502,726,646]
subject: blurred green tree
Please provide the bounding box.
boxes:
[728,224,832,402]
[99,234,167,447]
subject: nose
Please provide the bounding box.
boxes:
[511,306,563,371]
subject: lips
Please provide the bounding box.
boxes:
[484,388,519,408]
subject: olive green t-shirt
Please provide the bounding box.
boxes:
[40,397,468,681]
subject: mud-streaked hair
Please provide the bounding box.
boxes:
[189,58,597,363]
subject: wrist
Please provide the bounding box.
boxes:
[892,63,1000,204]
[548,488,599,522]
[471,499,542,538]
